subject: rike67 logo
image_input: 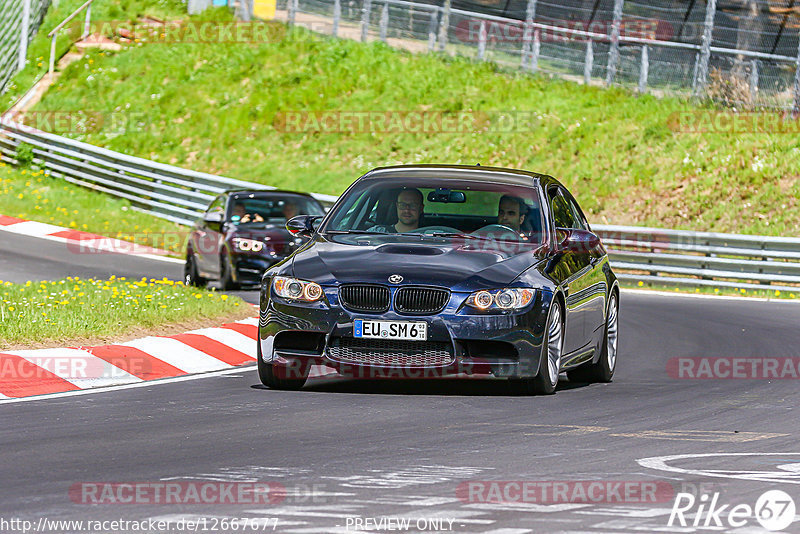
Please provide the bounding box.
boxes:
[668,489,796,531]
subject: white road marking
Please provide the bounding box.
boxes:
[638,452,800,485]
[621,287,800,304]
[120,337,232,373]
[0,365,255,405]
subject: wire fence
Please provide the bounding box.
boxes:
[269,0,800,111]
[0,0,51,93]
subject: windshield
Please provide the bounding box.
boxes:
[320,178,545,244]
[227,193,325,226]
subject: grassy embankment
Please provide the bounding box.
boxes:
[2,6,798,300]
[0,275,249,349]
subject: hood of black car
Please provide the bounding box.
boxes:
[290,234,546,290]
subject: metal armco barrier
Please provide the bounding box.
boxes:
[1,115,798,293]
[594,225,800,293]
[0,116,339,225]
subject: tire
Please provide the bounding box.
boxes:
[566,291,618,383]
[184,252,207,287]
[509,299,563,395]
[257,336,309,390]
[220,254,239,291]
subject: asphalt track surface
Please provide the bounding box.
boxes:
[2,232,800,533]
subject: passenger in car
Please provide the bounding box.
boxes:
[368,188,424,233]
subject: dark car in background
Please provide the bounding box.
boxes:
[257,165,619,395]
[184,190,326,289]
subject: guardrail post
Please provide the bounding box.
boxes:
[83,2,92,39]
[287,0,297,25]
[749,58,758,105]
[361,0,372,42]
[693,0,717,97]
[332,0,340,36]
[793,31,800,118]
[520,0,537,69]
[605,0,624,86]
[477,20,487,60]
[584,39,593,84]
[18,0,31,71]
[638,45,649,93]
[379,2,389,42]
[437,0,451,52]
[49,34,57,77]
[428,9,437,51]
[530,28,540,72]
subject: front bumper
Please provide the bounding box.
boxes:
[258,284,554,379]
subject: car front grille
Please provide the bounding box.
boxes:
[394,287,450,314]
[339,284,390,313]
[327,337,455,367]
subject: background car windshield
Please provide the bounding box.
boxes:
[228,194,324,225]
[322,179,544,243]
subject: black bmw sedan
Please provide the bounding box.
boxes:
[257,165,619,394]
[184,190,326,289]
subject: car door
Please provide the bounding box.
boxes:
[195,195,226,277]
[546,186,593,359]
[563,191,607,348]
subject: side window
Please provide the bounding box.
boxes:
[207,196,225,215]
[548,188,576,229]
[565,195,588,230]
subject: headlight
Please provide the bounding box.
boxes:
[232,237,264,252]
[465,288,535,312]
[273,276,324,302]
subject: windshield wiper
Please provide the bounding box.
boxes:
[426,232,479,239]
[324,230,385,235]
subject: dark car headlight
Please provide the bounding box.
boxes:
[232,237,264,252]
[465,288,535,312]
[273,276,324,302]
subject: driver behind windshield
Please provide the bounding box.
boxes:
[497,195,527,232]
[368,188,424,233]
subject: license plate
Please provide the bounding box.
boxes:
[354,319,427,341]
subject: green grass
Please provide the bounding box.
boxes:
[22,16,800,237]
[0,275,249,348]
[2,0,189,108]
[622,279,800,300]
[0,164,187,255]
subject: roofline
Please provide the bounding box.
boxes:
[363,164,558,186]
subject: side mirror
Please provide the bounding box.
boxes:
[203,211,224,226]
[557,228,601,253]
[286,215,319,237]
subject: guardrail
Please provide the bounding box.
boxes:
[0,115,338,226]
[593,225,800,293]
[0,115,798,293]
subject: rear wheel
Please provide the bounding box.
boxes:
[567,291,618,383]
[184,252,206,287]
[509,300,563,395]
[257,337,309,390]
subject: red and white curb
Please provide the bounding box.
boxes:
[0,214,181,263]
[0,317,261,400]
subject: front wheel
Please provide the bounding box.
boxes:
[567,291,618,383]
[184,252,206,287]
[509,300,563,395]
[257,338,309,390]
